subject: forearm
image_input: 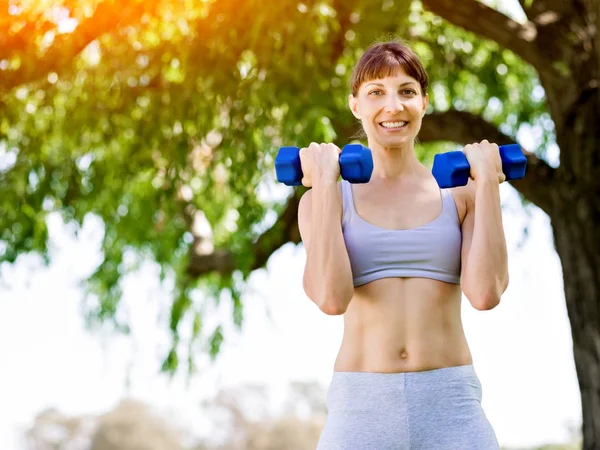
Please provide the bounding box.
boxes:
[303,180,354,314]
[463,180,509,307]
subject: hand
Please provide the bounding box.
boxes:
[299,142,341,187]
[462,140,506,184]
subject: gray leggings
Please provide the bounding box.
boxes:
[317,365,499,450]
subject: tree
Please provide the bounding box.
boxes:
[416,1,600,447]
[2,0,599,446]
[200,381,326,449]
[24,407,95,450]
[24,400,186,450]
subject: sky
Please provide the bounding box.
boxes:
[0,178,583,449]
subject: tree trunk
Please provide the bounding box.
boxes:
[551,90,600,448]
[552,210,600,448]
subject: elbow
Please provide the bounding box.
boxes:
[464,283,504,310]
[316,288,352,315]
[318,299,348,316]
[464,275,508,311]
[468,290,501,311]
[303,287,349,315]
[303,274,353,315]
[473,295,500,311]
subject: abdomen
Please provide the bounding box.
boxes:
[334,277,472,373]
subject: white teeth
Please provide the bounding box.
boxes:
[380,121,407,128]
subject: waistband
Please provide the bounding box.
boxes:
[331,364,479,387]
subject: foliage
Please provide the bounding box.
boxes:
[23,382,327,450]
[24,400,186,450]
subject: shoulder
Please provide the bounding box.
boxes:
[447,179,476,224]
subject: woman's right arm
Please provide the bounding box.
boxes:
[297,179,354,315]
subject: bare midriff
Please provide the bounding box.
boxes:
[333,276,472,373]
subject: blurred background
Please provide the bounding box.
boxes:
[1,0,598,449]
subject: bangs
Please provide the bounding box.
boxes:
[350,41,428,96]
[352,55,406,94]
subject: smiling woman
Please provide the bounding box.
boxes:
[297,39,510,449]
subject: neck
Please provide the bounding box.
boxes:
[367,140,427,181]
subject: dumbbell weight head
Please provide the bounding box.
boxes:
[499,144,527,180]
[339,144,373,184]
[431,151,471,188]
[275,146,303,186]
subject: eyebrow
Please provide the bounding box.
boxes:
[365,81,418,88]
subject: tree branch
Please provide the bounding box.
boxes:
[419,110,556,214]
[251,191,303,269]
[420,0,564,86]
[518,0,573,21]
[187,191,303,278]
[0,3,55,61]
[0,0,163,92]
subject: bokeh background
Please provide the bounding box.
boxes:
[1,0,598,448]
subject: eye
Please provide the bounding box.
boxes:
[368,89,383,96]
[401,89,417,96]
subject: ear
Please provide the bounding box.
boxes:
[348,94,361,119]
[422,93,429,116]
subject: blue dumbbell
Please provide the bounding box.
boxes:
[275,144,373,186]
[432,143,527,188]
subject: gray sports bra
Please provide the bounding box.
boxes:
[340,180,462,287]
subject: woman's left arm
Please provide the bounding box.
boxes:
[459,140,510,311]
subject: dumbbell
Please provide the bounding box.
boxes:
[275,144,373,186]
[432,143,527,188]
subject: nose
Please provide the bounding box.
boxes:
[384,93,404,114]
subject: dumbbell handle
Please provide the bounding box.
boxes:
[275,144,373,186]
[432,143,527,188]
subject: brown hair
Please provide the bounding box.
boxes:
[349,40,429,97]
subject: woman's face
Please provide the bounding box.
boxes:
[348,67,428,149]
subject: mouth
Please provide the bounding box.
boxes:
[379,120,408,131]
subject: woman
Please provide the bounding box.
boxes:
[297,40,507,449]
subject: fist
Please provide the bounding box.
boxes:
[299,142,342,187]
[462,140,505,184]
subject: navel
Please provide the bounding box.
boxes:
[399,347,409,360]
